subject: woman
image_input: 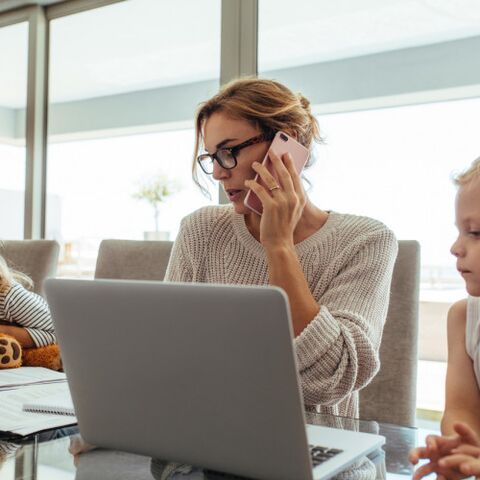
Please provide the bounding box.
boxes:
[165,78,398,417]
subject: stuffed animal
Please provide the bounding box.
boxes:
[0,334,62,371]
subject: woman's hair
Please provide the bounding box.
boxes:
[0,243,33,292]
[192,77,322,194]
[453,157,480,187]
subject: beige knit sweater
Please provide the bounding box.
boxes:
[165,205,398,418]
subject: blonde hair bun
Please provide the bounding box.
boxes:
[298,94,311,111]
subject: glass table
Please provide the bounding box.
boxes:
[0,414,431,479]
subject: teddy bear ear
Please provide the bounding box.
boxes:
[0,335,22,369]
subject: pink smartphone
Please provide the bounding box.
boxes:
[244,131,310,215]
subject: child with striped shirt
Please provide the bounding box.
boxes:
[0,254,55,349]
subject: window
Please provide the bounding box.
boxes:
[258,0,480,416]
[308,99,480,413]
[310,98,480,298]
[0,22,28,239]
[46,0,220,277]
[47,128,216,277]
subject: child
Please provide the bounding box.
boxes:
[0,251,56,351]
[410,157,480,479]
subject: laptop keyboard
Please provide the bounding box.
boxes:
[309,445,343,467]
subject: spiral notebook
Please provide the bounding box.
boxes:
[23,390,75,416]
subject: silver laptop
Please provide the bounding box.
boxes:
[45,279,384,480]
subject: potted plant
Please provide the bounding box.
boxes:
[133,174,180,240]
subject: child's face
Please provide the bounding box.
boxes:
[451,178,480,296]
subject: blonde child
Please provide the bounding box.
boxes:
[410,157,480,479]
[0,250,55,351]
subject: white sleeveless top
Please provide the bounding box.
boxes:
[466,295,480,387]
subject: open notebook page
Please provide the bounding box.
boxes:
[0,382,76,436]
[0,367,66,391]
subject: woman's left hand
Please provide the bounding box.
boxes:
[245,149,306,249]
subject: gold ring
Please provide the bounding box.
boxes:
[269,185,281,192]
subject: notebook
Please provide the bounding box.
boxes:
[0,366,67,391]
[23,390,75,416]
[0,382,77,436]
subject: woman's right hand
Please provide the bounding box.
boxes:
[69,434,96,467]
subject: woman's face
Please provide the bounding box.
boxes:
[203,111,270,215]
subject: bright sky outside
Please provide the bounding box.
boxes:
[1,96,479,294]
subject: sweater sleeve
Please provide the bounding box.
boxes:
[295,227,398,407]
[2,283,56,347]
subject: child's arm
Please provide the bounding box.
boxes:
[0,324,35,348]
[442,299,480,437]
[1,283,56,349]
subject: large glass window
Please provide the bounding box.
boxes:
[0,22,28,239]
[47,128,214,277]
[259,0,480,82]
[259,0,480,417]
[46,0,220,277]
[308,99,480,413]
[310,98,480,296]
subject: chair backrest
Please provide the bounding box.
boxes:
[359,240,421,427]
[0,240,60,297]
[94,239,174,281]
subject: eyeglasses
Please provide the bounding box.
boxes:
[197,133,273,174]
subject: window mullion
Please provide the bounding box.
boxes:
[218,0,258,204]
[24,6,48,239]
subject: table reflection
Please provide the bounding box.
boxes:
[0,413,420,480]
[71,414,385,480]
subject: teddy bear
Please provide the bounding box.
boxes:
[0,334,62,371]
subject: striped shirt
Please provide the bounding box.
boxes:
[0,283,56,347]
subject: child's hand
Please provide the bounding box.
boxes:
[409,434,461,465]
[436,424,480,478]
[410,423,480,479]
[439,444,480,478]
[410,434,463,480]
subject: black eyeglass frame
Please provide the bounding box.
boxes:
[197,132,274,174]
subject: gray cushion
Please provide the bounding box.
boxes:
[94,239,173,281]
[359,240,421,427]
[1,240,60,297]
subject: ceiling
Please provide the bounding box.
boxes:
[1,0,480,108]
[0,0,67,13]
